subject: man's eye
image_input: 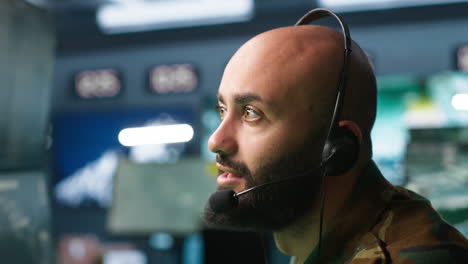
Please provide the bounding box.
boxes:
[243,107,261,121]
[214,104,227,119]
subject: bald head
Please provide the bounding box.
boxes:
[222,25,376,156]
[206,23,377,234]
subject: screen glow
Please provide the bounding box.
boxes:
[118,124,194,146]
[451,93,468,110]
[150,64,197,94]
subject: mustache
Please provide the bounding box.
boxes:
[216,154,252,180]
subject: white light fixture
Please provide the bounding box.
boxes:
[451,93,468,111]
[97,0,254,34]
[318,0,468,12]
[104,249,147,264]
[118,124,194,146]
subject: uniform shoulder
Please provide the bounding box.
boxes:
[372,186,468,263]
[387,243,468,264]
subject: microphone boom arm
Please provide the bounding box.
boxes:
[235,165,323,198]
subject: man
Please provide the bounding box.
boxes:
[203,18,468,263]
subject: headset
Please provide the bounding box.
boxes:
[294,8,359,261]
[295,8,360,177]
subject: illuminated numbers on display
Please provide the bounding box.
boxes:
[75,69,121,99]
[457,45,468,72]
[150,64,197,94]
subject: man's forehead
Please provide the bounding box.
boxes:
[216,26,345,113]
[218,58,297,107]
[217,63,314,116]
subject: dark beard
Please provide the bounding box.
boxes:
[203,140,323,232]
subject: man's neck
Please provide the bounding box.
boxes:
[273,207,320,263]
[272,162,365,263]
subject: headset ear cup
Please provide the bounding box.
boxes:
[322,127,359,176]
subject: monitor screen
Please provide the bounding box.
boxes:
[405,127,468,236]
[51,108,196,208]
[108,158,217,234]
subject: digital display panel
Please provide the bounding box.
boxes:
[0,171,53,264]
[51,108,196,208]
[109,158,217,234]
[149,64,197,94]
[75,69,121,99]
[405,127,468,236]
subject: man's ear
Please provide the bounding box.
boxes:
[338,120,362,144]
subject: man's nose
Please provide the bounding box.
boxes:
[207,120,238,155]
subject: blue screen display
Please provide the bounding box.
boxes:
[51,108,196,207]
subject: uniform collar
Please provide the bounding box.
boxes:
[300,160,395,264]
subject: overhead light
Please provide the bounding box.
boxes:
[451,93,468,111]
[118,124,194,146]
[318,0,468,12]
[97,0,254,34]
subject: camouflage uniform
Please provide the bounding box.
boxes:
[290,161,468,264]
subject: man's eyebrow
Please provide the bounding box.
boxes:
[217,93,263,105]
[233,93,263,105]
[217,92,278,115]
[217,94,225,104]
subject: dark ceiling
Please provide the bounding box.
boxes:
[26,0,109,11]
[26,0,468,55]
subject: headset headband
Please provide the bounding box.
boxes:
[294,8,352,147]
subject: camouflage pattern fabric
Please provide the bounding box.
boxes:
[290,161,468,264]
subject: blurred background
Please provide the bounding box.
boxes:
[1,0,468,263]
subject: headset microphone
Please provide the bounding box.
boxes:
[208,189,237,214]
[208,165,324,214]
